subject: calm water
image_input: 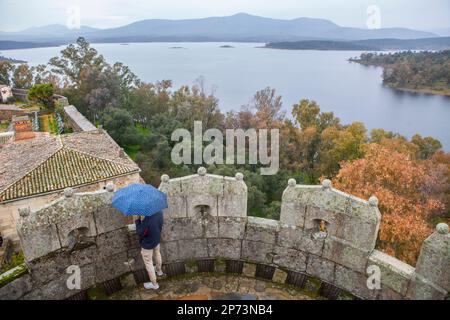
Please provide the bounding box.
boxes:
[3,42,450,149]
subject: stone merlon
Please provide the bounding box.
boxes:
[0,169,447,300]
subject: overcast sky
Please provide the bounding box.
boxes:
[1,0,449,32]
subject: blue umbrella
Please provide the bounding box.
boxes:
[112,184,168,216]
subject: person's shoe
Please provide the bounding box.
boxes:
[156,271,165,277]
[143,282,159,290]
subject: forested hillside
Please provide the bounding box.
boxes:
[351,50,450,96]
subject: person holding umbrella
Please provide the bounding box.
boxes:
[112,184,168,290]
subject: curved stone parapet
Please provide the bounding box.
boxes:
[1,172,448,300]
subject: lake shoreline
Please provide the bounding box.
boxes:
[350,59,450,97]
[385,85,450,97]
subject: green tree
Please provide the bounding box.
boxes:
[12,64,33,89]
[292,99,320,130]
[48,37,139,119]
[0,61,14,85]
[100,107,140,146]
[28,83,55,110]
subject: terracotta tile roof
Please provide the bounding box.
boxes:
[0,130,140,203]
[0,133,62,192]
[61,130,139,168]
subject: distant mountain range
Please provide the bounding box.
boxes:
[266,37,450,51]
[0,13,438,47]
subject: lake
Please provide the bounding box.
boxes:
[3,42,450,149]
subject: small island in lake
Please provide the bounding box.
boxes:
[350,50,450,96]
[220,45,234,48]
[265,40,378,51]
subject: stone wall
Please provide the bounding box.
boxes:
[9,88,68,109]
[0,187,134,300]
[0,108,26,121]
[0,169,448,300]
[11,88,28,102]
[63,105,97,132]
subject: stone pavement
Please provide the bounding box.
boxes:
[108,274,322,300]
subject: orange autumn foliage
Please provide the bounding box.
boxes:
[333,144,444,265]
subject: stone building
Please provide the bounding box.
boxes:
[0,168,447,300]
[0,95,142,250]
[0,129,141,249]
[0,85,13,103]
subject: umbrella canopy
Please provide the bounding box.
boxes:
[112,184,168,216]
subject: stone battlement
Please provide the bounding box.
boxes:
[0,169,448,300]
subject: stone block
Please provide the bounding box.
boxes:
[69,244,98,267]
[95,251,129,283]
[280,201,306,228]
[94,206,126,234]
[406,274,447,300]
[180,174,224,197]
[207,238,242,260]
[32,263,95,300]
[0,274,33,300]
[28,251,71,285]
[334,265,378,300]
[159,178,187,219]
[218,217,246,239]
[163,195,187,219]
[78,263,96,291]
[160,241,179,263]
[245,217,278,244]
[335,218,378,251]
[241,240,274,264]
[322,236,370,273]
[368,250,414,295]
[272,246,307,272]
[178,238,208,260]
[273,268,288,284]
[19,224,61,262]
[278,225,324,256]
[414,228,450,292]
[242,262,257,277]
[56,212,97,248]
[218,177,247,217]
[162,218,203,241]
[306,254,335,284]
[204,216,219,238]
[96,228,129,259]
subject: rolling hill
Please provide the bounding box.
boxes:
[0,13,437,45]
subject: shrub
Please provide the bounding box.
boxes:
[28,83,54,110]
